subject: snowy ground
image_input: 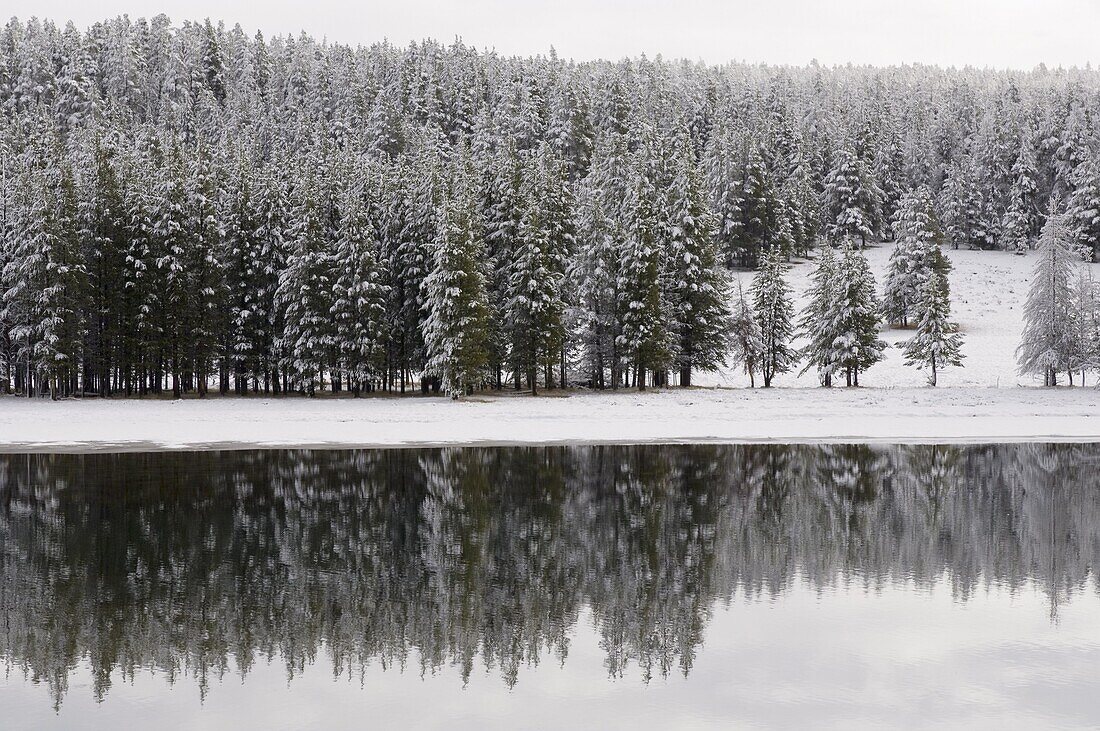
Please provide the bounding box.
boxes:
[1,386,1099,451]
[706,244,1057,389]
[2,245,1099,452]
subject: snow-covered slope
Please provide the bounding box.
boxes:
[706,245,1066,389]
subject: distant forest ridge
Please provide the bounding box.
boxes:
[1,16,1098,398]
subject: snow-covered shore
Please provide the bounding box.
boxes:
[1,386,1098,451]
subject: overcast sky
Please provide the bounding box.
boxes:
[20,0,1100,69]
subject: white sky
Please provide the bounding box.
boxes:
[16,0,1100,69]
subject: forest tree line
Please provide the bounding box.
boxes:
[3,16,1100,397]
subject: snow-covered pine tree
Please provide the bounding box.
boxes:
[1067,149,1100,263]
[380,132,440,392]
[365,80,407,159]
[1054,103,1090,201]
[616,156,672,390]
[751,246,797,387]
[76,126,129,396]
[421,154,491,398]
[662,140,730,387]
[833,242,886,386]
[1067,268,1100,383]
[251,157,290,393]
[573,130,630,389]
[735,148,784,267]
[150,137,191,399]
[224,147,263,393]
[275,169,335,396]
[547,83,594,183]
[798,245,841,386]
[873,123,906,234]
[183,142,226,396]
[882,186,942,327]
[939,155,997,250]
[537,147,578,389]
[482,140,524,389]
[331,175,388,395]
[2,126,87,399]
[1017,213,1078,386]
[703,121,744,268]
[823,148,882,247]
[729,279,763,387]
[782,161,820,258]
[1001,136,1040,254]
[120,131,164,396]
[506,150,566,395]
[902,248,964,386]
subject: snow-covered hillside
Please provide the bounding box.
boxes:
[705,245,1092,389]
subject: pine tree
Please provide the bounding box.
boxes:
[882,186,943,327]
[832,242,886,386]
[823,148,882,246]
[150,138,191,398]
[1001,136,1040,254]
[224,150,264,393]
[251,160,290,392]
[506,153,566,394]
[573,131,631,389]
[729,279,763,387]
[939,155,997,250]
[751,247,797,387]
[703,122,743,267]
[331,178,388,395]
[734,150,784,267]
[1017,214,1078,386]
[77,127,129,396]
[421,160,491,398]
[1067,150,1100,263]
[538,148,578,389]
[902,252,964,386]
[662,144,730,386]
[381,133,439,392]
[275,171,335,395]
[1070,269,1100,382]
[183,143,226,396]
[2,129,87,398]
[617,162,672,390]
[799,245,841,386]
[482,141,524,389]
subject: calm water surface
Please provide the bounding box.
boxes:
[1,444,1099,729]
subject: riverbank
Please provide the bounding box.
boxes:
[1,386,1098,451]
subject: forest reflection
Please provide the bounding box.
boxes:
[1,443,1098,706]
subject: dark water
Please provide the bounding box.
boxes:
[1,444,1099,729]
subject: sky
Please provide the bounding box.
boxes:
[16,0,1100,69]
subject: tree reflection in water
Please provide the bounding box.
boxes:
[1,443,1098,707]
